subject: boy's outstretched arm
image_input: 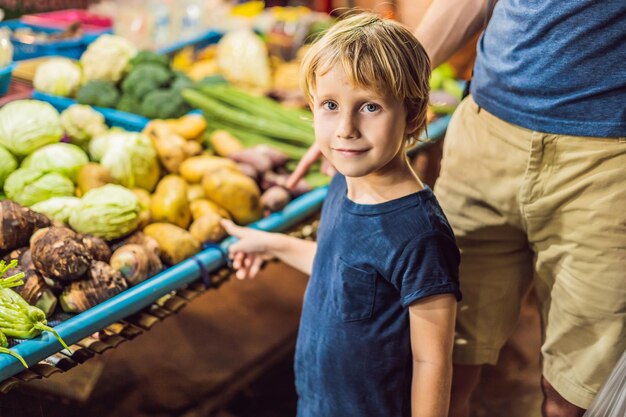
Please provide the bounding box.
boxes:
[409,293,457,417]
[222,220,317,279]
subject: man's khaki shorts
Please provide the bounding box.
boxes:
[434,96,626,408]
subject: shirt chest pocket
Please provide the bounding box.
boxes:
[332,258,377,322]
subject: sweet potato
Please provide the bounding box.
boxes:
[229,148,273,173]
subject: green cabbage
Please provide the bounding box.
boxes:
[0,100,64,156]
[0,144,17,188]
[21,143,89,182]
[31,196,81,223]
[69,184,141,240]
[60,104,108,148]
[89,131,160,191]
[4,168,75,207]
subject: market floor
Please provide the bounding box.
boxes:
[0,263,542,417]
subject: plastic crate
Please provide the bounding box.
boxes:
[21,9,112,33]
[0,63,16,95]
[32,90,149,132]
[157,29,222,55]
[0,19,94,61]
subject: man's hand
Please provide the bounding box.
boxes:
[285,143,337,190]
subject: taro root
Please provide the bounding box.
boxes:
[30,227,91,283]
[59,261,128,313]
[3,247,57,317]
[109,231,161,259]
[81,234,112,263]
[0,200,51,252]
[110,244,163,286]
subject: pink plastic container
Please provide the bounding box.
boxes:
[21,9,112,33]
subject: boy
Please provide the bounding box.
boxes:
[222,12,461,417]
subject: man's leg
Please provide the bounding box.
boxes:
[541,377,585,417]
[435,96,536,415]
[448,364,482,417]
[523,133,626,413]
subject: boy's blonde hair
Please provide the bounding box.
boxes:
[301,11,431,140]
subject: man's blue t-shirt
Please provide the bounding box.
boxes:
[295,175,461,417]
[471,0,626,137]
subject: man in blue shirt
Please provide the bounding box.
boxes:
[414,1,626,416]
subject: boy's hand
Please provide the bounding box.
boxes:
[221,220,274,280]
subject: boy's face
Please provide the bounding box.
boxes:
[311,65,410,180]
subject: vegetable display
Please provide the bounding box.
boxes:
[0,36,338,355]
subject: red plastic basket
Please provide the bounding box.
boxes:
[21,9,112,33]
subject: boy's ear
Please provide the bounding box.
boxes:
[405,115,421,137]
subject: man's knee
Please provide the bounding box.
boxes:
[541,377,586,417]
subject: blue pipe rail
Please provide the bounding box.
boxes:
[0,186,328,382]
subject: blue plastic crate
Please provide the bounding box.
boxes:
[32,91,150,132]
[157,29,222,55]
[0,63,16,96]
[0,20,96,61]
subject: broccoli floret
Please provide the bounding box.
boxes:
[139,89,190,119]
[130,50,170,68]
[170,71,194,92]
[121,64,172,98]
[116,94,142,114]
[76,80,120,108]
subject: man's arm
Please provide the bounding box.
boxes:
[414,0,494,68]
[409,293,457,417]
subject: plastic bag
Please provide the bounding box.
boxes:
[584,350,626,417]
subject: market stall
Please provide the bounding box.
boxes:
[0,1,460,403]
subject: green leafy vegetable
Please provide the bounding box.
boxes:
[4,168,75,207]
[69,184,142,240]
[0,100,63,156]
[21,143,89,182]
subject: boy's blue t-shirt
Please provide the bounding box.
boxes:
[295,175,461,417]
[470,0,626,137]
